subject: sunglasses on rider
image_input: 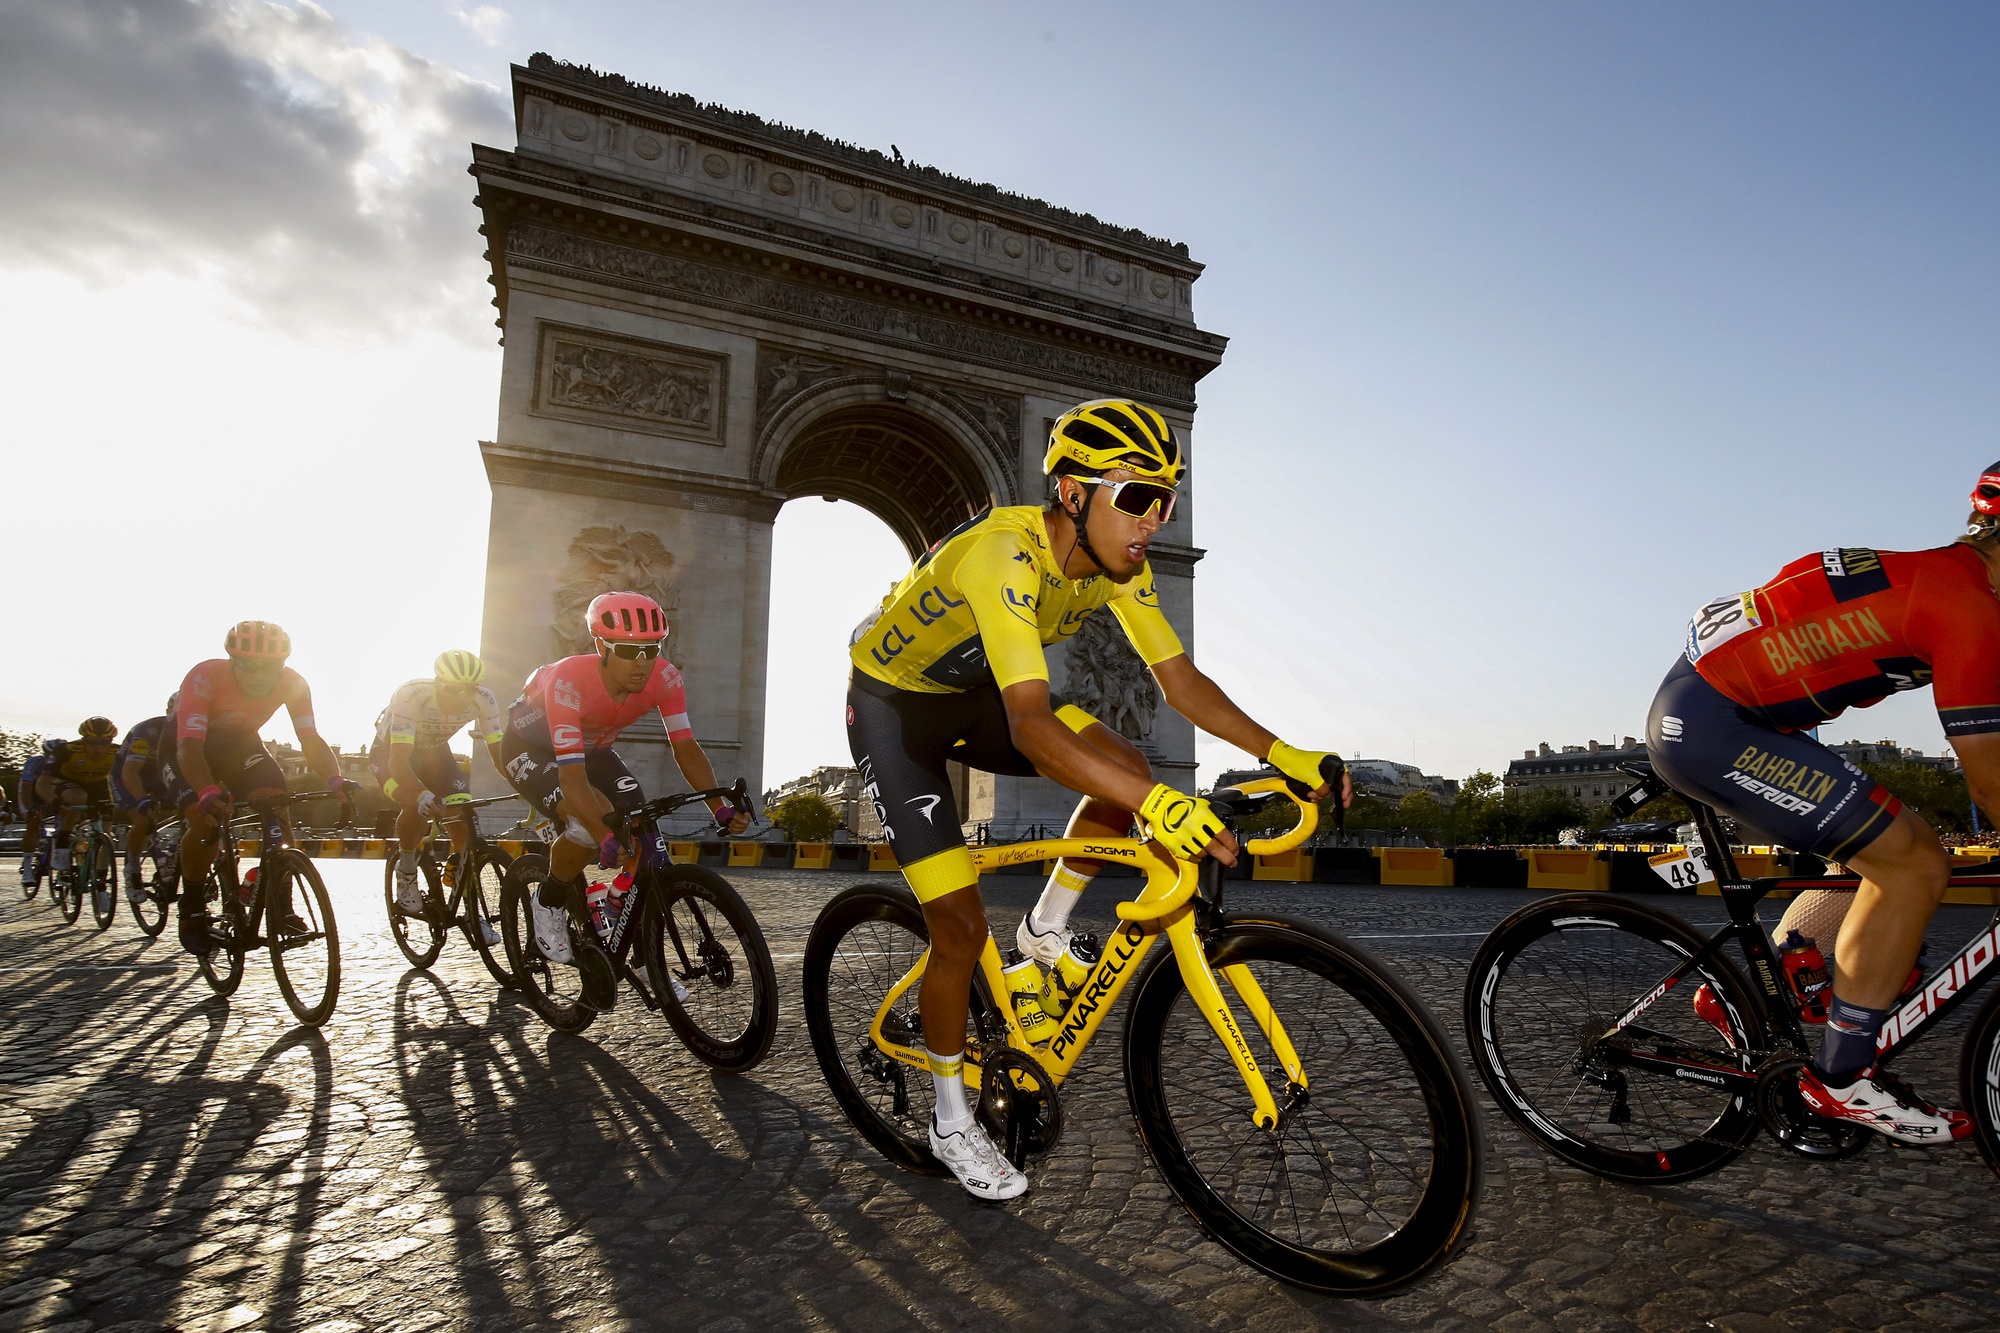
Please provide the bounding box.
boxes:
[598,638,664,661]
[1076,476,1177,522]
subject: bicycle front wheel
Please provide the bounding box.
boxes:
[1464,894,1765,1184]
[1960,981,2000,1176]
[644,865,779,1071]
[86,832,119,931]
[1124,914,1483,1297]
[56,863,83,925]
[267,850,341,1027]
[196,862,247,998]
[128,843,176,937]
[385,852,445,969]
[460,845,518,990]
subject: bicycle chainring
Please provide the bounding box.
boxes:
[1755,1055,1871,1160]
[976,1048,1063,1167]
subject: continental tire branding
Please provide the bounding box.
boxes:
[1049,921,1146,1060]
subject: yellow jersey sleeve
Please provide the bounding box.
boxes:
[959,530,1056,689]
[1107,564,1186,666]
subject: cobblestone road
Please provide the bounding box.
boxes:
[3,865,1999,1332]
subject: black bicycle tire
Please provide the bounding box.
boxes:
[267,849,342,1027]
[1959,981,2000,1176]
[461,845,519,990]
[644,863,779,1072]
[86,831,118,931]
[385,850,445,969]
[199,859,247,998]
[1123,913,1482,1296]
[499,856,597,1034]
[128,844,172,937]
[1464,893,1765,1184]
[56,854,83,925]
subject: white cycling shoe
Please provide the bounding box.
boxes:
[1798,1065,1972,1145]
[1015,913,1081,968]
[928,1115,1028,1202]
[394,859,426,914]
[475,917,502,947]
[530,888,575,964]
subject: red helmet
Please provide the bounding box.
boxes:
[225,620,291,660]
[585,591,667,643]
[1973,462,2000,517]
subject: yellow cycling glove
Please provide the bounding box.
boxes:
[1139,783,1225,861]
[1268,740,1340,792]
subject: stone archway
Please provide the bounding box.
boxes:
[470,54,1224,830]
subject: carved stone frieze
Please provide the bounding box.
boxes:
[550,525,684,664]
[935,385,1020,462]
[754,342,1022,468]
[1062,613,1160,744]
[508,224,1195,404]
[533,323,726,444]
[755,346,859,427]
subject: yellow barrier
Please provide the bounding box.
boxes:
[1526,848,1608,892]
[1252,848,1312,882]
[727,843,764,868]
[669,841,700,864]
[868,843,899,873]
[794,843,833,869]
[1376,847,1453,887]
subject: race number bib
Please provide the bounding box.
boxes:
[1649,846,1715,891]
[1684,592,1761,666]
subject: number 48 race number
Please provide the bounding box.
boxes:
[1649,846,1715,891]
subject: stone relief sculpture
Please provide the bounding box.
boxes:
[551,526,683,662]
[1063,613,1158,743]
[549,339,714,428]
[757,349,848,423]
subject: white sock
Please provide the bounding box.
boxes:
[1031,863,1094,935]
[926,1046,971,1132]
[398,850,418,870]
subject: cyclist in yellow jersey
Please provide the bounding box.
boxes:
[846,397,1350,1201]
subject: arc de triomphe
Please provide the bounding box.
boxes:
[471,55,1227,835]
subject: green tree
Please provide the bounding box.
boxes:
[770,791,842,843]
[0,728,46,814]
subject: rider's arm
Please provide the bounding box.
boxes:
[1951,733,2000,827]
[386,740,422,795]
[474,688,506,779]
[284,678,339,785]
[483,738,506,778]
[999,679,1160,812]
[120,754,150,800]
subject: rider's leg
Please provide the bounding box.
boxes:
[1813,809,1948,1078]
[548,783,614,884]
[918,877,989,1127]
[50,792,83,874]
[1029,717,1149,942]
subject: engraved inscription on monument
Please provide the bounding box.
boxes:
[533,323,727,444]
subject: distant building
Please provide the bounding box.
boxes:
[1827,738,1961,774]
[764,764,880,840]
[268,741,378,788]
[1506,737,1648,806]
[1215,757,1457,804]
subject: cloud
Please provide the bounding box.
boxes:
[448,3,510,47]
[0,0,511,338]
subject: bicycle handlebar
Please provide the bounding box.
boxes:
[610,778,757,833]
[1209,776,1320,857]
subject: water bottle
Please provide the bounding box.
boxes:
[240,866,260,909]
[1037,939,1099,1019]
[1001,953,1053,1042]
[604,871,633,931]
[1778,930,1830,1024]
[585,879,613,942]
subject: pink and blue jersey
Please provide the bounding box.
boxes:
[507,654,694,765]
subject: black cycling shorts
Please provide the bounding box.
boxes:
[499,733,645,825]
[1645,656,1902,861]
[369,740,469,804]
[845,671,1098,901]
[157,731,287,811]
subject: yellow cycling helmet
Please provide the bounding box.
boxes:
[1044,399,1185,485]
[434,650,485,686]
[78,716,117,742]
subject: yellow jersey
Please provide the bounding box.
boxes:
[850,506,1185,694]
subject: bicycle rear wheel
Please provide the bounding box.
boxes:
[802,883,1003,1176]
[267,850,341,1027]
[1125,914,1482,1296]
[499,855,597,1034]
[86,832,118,931]
[385,851,445,969]
[56,861,83,925]
[1960,982,2000,1176]
[1464,894,1765,1184]
[460,845,518,990]
[644,864,779,1071]
[196,861,247,998]
[128,840,177,937]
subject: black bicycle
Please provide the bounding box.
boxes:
[384,793,520,988]
[44,803,118,930]
[187,793,349,1027]
[1465,759,2000,1182]
[18,816,49,902]
[126,816,183,938]
[499,781,778,1071]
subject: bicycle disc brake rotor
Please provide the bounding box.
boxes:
[1755,1055,1870,1159]
[976,1048,1063,1167]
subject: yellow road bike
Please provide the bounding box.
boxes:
[802,779,1482,1295]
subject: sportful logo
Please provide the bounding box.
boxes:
[1659,716,1684,741]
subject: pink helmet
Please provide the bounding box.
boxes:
[225,620,291,660]
[585,591,668,643]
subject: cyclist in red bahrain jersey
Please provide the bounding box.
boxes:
[1646,463,2000,1144]
[162,621,353,956]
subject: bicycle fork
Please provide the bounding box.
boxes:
[1161,908,1292,1131]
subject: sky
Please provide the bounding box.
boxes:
[2,0,1996,789]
